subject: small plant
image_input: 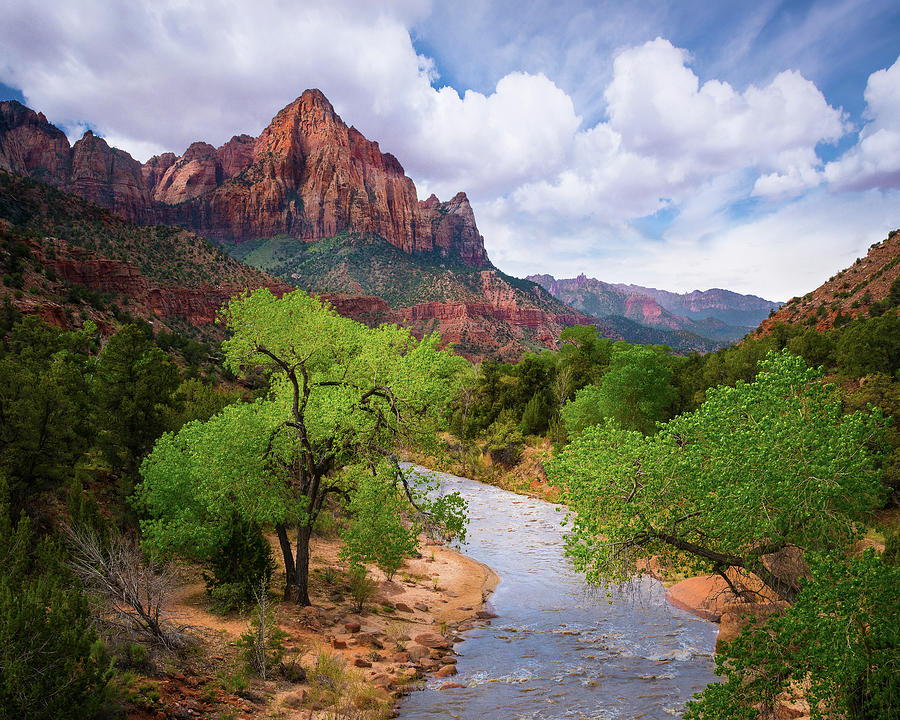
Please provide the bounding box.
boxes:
[216,666,250,695]
[236,585,288,680]
[307,651,390,718]
[322,565,339,585]
[348,567,378,613]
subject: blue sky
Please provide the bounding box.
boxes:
[1,0,898,299]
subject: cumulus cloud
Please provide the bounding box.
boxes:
[824,54,900,191]
[1,3,896,300]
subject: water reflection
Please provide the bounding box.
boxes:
[398,467,718,720]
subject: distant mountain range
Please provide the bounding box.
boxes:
[529,274,782,350]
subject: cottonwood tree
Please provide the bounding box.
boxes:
[548,351,886,603]
[139,289,467,605]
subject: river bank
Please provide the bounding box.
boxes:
[127,532,498,719]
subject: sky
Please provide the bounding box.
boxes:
[1,1,899,300]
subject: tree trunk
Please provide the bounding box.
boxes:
[294,521,313,606]
[275,524,296,601]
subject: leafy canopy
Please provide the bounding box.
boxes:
[548,351,886,600]
[139,289,468,602]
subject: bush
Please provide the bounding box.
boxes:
[205,513,274,614]
[483,414,524,467]
[0,495,114,718]
[236,587,288,679]
[348,566,378,613]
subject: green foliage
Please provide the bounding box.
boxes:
[0,317,97,513]
[836,313,900,377]
[205,513,274,614]
[561,345,676,435]
[348,566,379,613]
[561,383,605,436]
[139,289,467,603]
[519,390,552,435]
[164,377,244,432]
[483,412,524,467]
[339,470,419,581]
[686,550,899,719]
[236,588,288,679]
[548,351,886,598]
[95,324,180,474]
[0,482,114,718]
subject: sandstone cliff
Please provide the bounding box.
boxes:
[0,93,489,267]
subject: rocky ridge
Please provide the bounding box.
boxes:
[0,170,289,335]
[0,93,597,359]
[0,92,488,267]
[753,230,900,336]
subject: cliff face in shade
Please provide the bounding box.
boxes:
[0,93,490,268]
[69,131,153,223]
[0,101,72,186]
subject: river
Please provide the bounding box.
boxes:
[398,468,719,720]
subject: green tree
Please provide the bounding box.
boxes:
[562,345,676,436]
[139,289,467,605]
[548,351,886,602]
[0,318,96,514]
[685,550,899,719]
[836,313,900,377]
[0,480,113,718]
[95,324,180,475]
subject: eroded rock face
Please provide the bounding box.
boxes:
[0,101,71,185]
[0,92,490,268]
[69,131,153,222]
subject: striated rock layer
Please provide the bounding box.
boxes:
[0,92,489,267]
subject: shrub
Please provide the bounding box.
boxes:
[236,586,288,679]
[204,514,274,614]
[483,414,524,467]
[348,566,378,613]
[0,492,114,718]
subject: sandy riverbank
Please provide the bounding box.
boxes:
[141,532,499,719]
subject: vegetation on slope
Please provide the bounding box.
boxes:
[225,231,570,314]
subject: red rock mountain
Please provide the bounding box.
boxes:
[0,93,590,360]
[528,273,779,349]
[0,91,488,267]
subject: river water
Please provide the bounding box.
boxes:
[398,468,718,720]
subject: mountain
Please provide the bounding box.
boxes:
[753,230,900,336]
[528,273,778,351]
[0,93,600,360]
[0,169,289,335]
[609,283,782,327]
[0,92,488,265]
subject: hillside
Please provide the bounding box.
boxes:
[754,230,900,336]
[228,232,601,360]
[0,169,288,335]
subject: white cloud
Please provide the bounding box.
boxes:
[1,3,897,301]
[824,54,900,191]
[479,188,900,300]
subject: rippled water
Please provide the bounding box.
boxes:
[398,468,718,720]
